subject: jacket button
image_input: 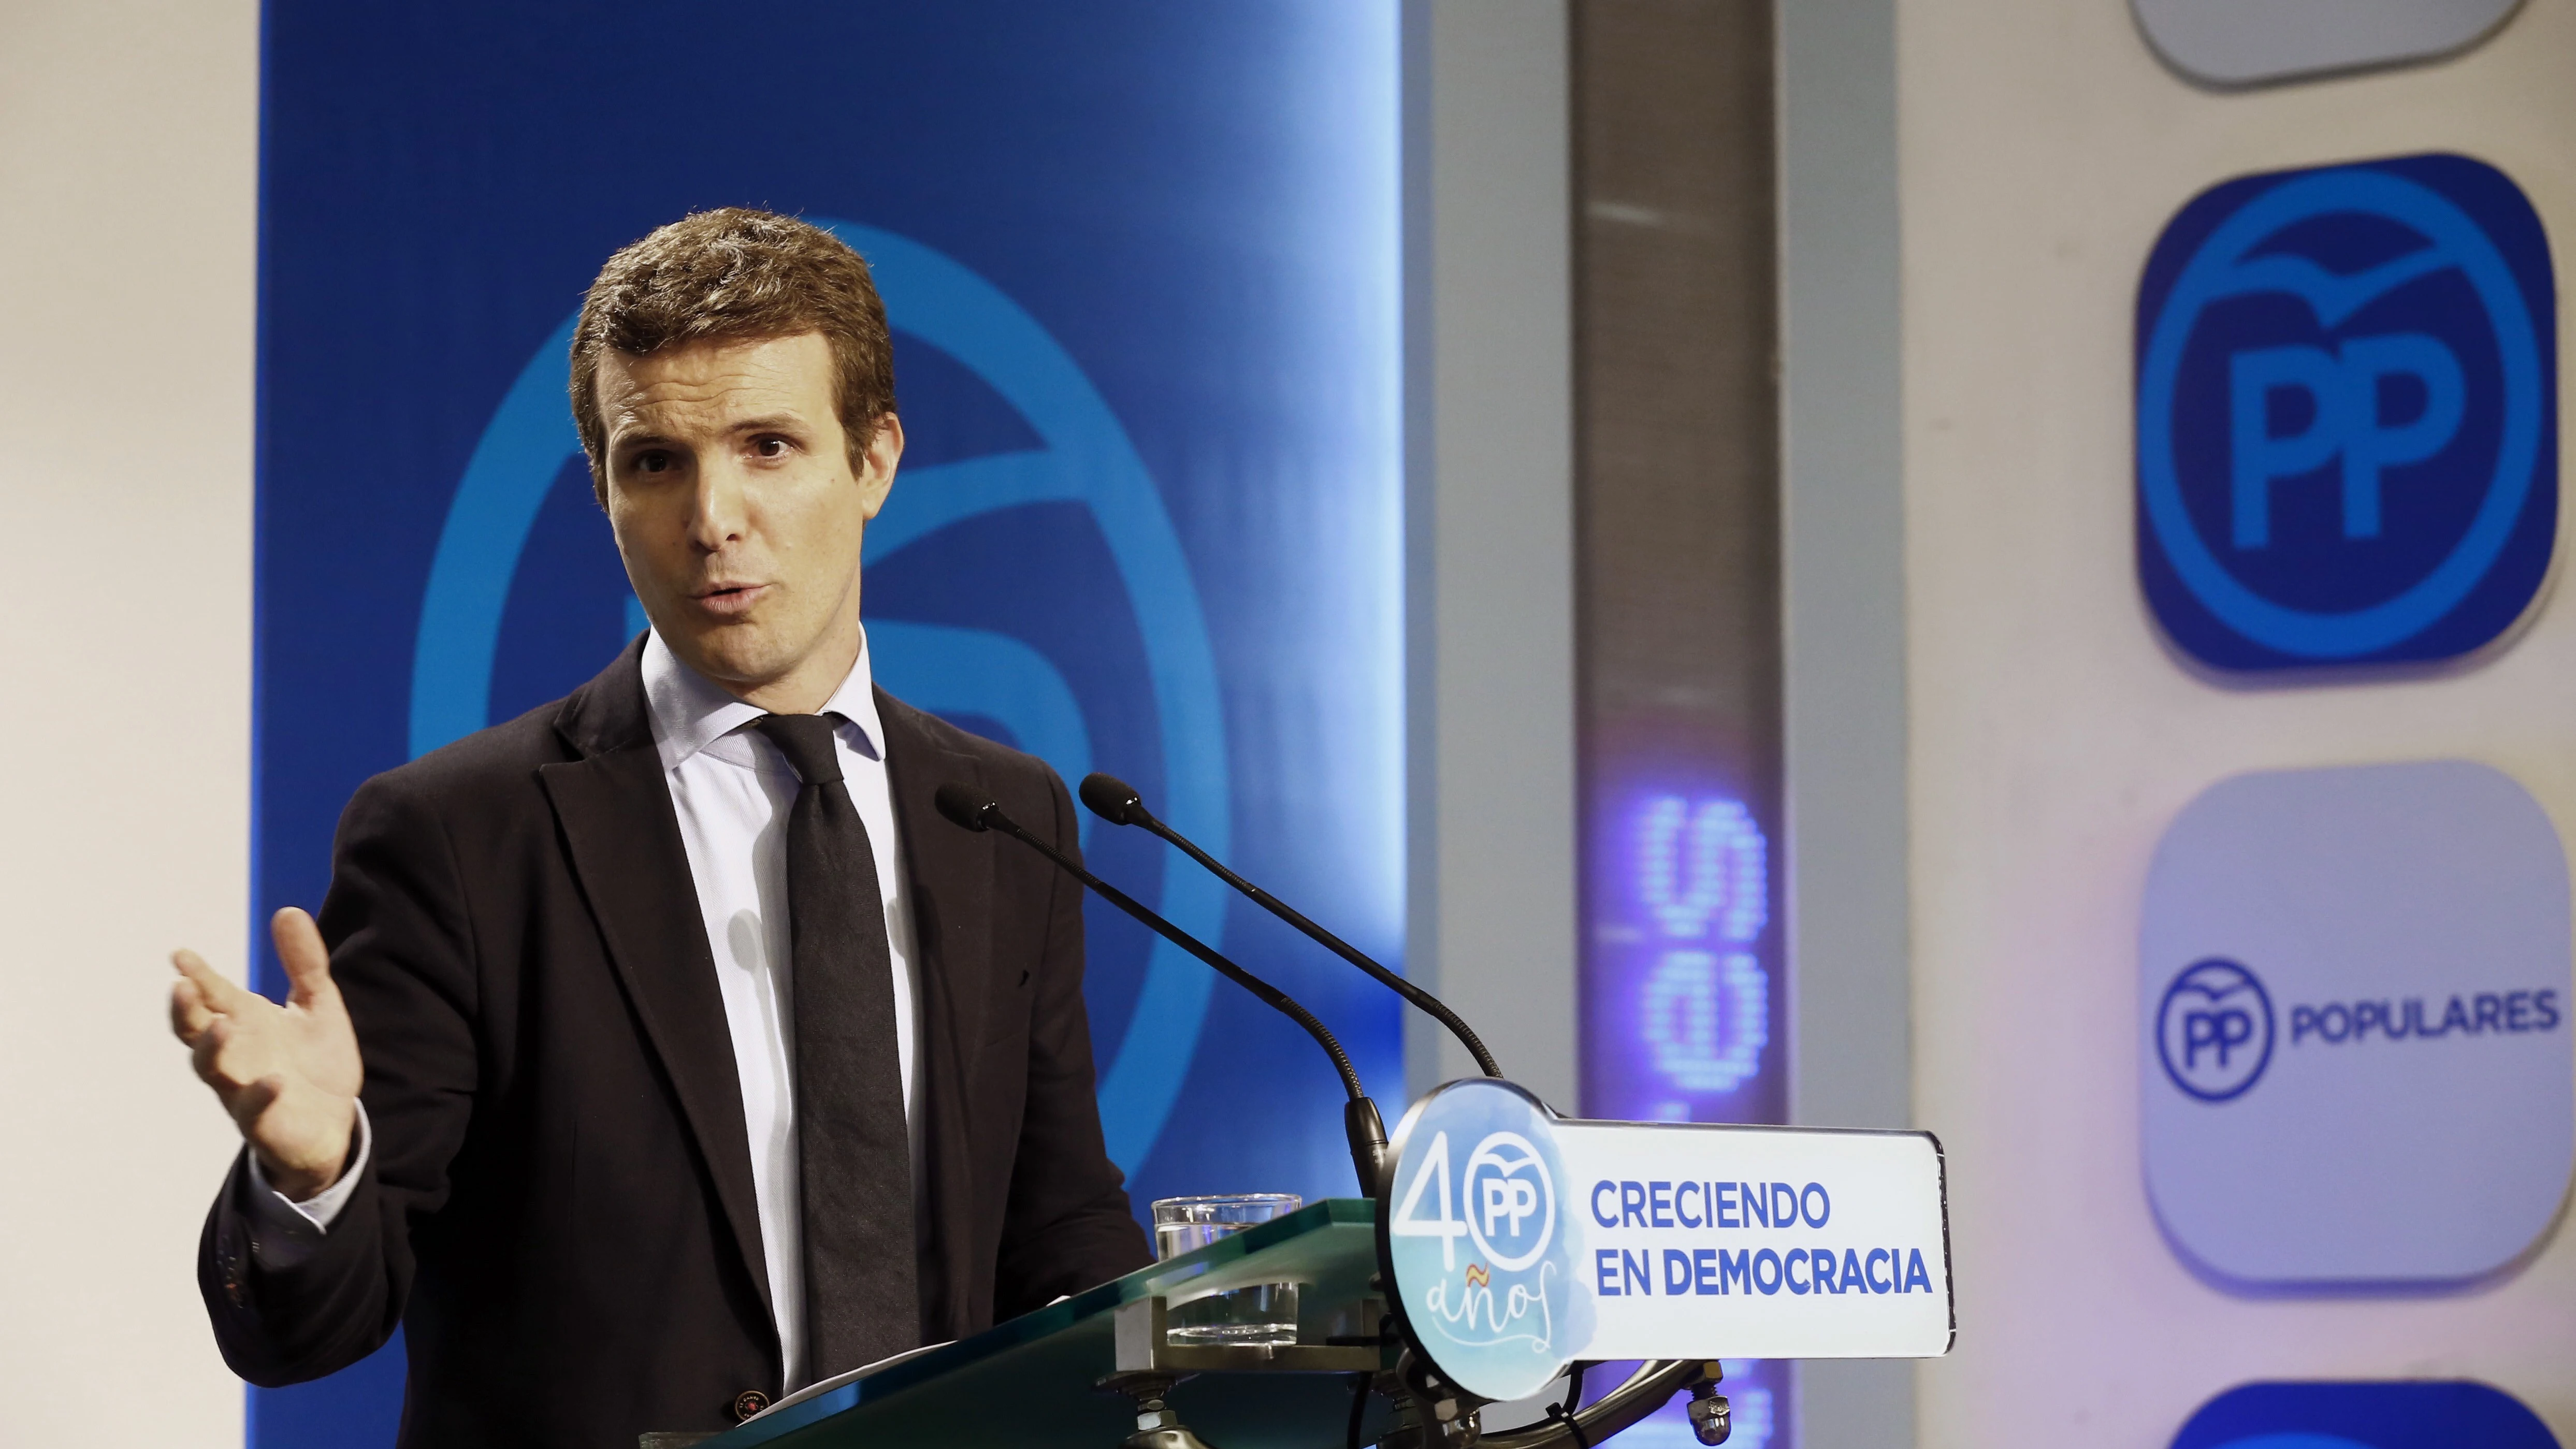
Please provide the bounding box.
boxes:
[732,1390,771,1422]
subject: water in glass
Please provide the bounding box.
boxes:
[1150,1194,1303,1346]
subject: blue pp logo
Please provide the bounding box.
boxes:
[2156,959,2275,1102]
[1461,1132,1557,1272]
[2170,1381,2561,1449]
[2137,153,2557,671]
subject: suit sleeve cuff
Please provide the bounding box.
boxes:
[241,1102,371,1267]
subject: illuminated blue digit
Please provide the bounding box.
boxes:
[1641,949,1770,1094]
[1637,796,1767,942]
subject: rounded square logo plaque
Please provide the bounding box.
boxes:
[2132,0,2527,90]
[2171,1380,2559,1449]
[2136,154,2558,673]
[2141,760,2574,1288]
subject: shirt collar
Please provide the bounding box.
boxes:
[640,627,886,772]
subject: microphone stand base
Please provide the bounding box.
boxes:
[1101,1370,1224,1449]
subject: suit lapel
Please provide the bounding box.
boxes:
[877,689,993,1336]
[541,647,773,1332]
[534,654,1002,1344]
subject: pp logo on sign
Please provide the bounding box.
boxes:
[1383,1079,1590,1403]
[1463,1133,1557,1271]
[2136,153,2557,672]
[2156,959,2275,1102]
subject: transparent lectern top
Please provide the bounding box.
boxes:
[703,1198,1385,1449]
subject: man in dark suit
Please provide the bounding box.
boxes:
[168,209,1152,1447]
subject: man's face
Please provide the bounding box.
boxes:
[596,331,902,708]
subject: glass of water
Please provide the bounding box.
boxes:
[1151,1193,1303,1345]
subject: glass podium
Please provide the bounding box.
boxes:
[659,1198,1710,1449]
[682,1198,1393,1449]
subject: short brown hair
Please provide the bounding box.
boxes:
[569,208,896,494]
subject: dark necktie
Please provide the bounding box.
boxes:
[750,712,917,1381]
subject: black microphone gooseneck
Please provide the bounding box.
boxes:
[1078,773,1505,1080]
[934,781,1390,1195]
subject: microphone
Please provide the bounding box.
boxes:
[1078,773,1503,1079]
[934,781,1390,1195]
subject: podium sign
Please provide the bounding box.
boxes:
[683,1083,1951,1446]
[1379,1080,1952,1402]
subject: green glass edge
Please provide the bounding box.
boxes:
[715,1197,1379,1444]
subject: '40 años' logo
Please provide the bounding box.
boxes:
[1383,1080,1591,1402]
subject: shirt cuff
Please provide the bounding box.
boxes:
[242,1101,371,1268]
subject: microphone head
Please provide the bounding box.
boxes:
[935,781,1000,832]
[1079,772,1148,827]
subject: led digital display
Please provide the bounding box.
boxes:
[1582,783,1790,1446]
[1569,9,1786,1435]
[1634,795,1771,1098]
[1594,789,1783,1121]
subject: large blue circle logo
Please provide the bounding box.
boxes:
[408,222,1226,1173]
[2135,154,2557,671]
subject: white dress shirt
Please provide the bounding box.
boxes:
[249,627,925,1393]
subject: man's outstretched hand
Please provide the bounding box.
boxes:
[170,908,364,1202]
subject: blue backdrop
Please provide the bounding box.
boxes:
[251,3,1401,1440]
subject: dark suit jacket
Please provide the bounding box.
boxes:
[198,641,1152,1447]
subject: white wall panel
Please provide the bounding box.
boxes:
[1403,0,1579,1110]
[1899,0,2576,1441]
[1781,1,1917,1442]
[0,1,259,1443]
